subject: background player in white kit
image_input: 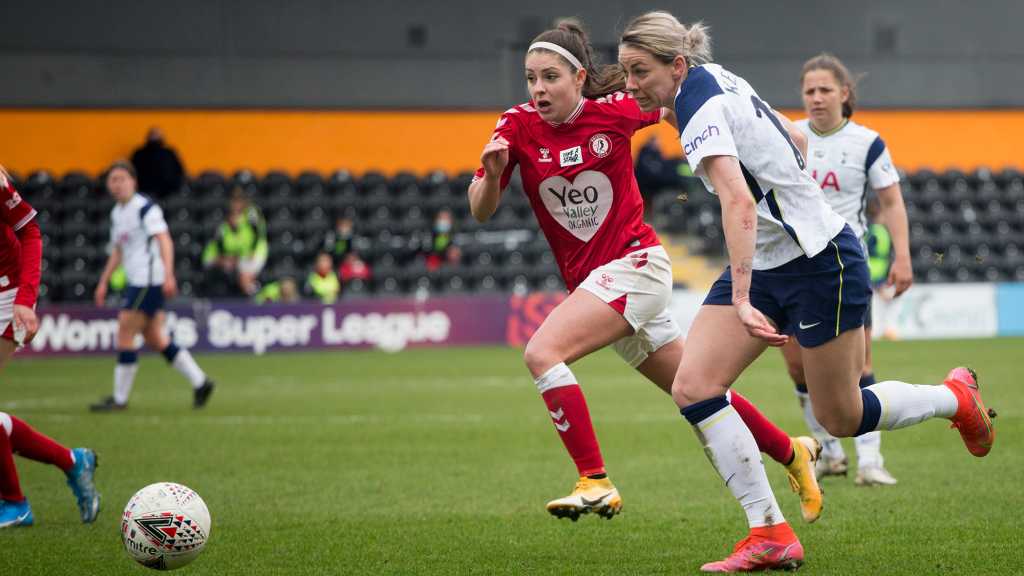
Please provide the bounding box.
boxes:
[619,11,995,572]
[786,53,914,485]
[90,161,215,411]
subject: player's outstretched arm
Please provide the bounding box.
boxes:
[704,154,787,346]
[876,182,913,296]
[468,136,509,222]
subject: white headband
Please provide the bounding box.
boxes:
[528,41,584,71]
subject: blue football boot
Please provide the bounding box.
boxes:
[0,499,33,528]
[65,447,100,523]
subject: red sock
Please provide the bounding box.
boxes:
[541,384,605,477]
[751,521,797,541]
[8,415,74,472]
[730,391,794,465]
[0,427,25,501]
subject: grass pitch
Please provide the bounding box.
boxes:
[1,338,1021,574]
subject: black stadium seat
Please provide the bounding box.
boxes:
[25,165,1024,302]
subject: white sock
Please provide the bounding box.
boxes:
[533,362,576,393]
[114,363,139,405]
[796,389,845,462]
[864,380,958,430]
[171,348,207,389]
[690,404,785,528]
[854,432,883,469]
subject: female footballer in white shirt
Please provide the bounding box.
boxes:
[786,53,914,486]
[618,11,995,572]
[91,162,215,411]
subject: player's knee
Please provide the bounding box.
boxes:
[817,411,859,438]
[785,362,805,387]
[670,370,712,408]
[144,331,167,350]
[522,338,559,377]
[117,330,136,349]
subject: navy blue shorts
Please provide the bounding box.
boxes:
[704,225,870,347]
[121,285,165,317]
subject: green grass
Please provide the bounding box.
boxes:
[1,339,1021,574]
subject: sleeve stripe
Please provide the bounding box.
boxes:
[865,135,886,172]
[12,209,36,232]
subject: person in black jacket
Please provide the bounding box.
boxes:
[130,127,185,197]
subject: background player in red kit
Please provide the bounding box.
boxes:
[468,21,823,522]
[0,166,100,528]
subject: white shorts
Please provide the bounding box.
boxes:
[0,284,18,340]
[238,254,267,276]
[578,245,683,367]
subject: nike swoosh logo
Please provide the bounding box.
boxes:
[750,546,776,561]
[0,511,29,527]
[798,321,821,330]
[580,492,612,507]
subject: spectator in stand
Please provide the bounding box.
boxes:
[201,187,268,297]
[130,127,186,197]
[306,252,340,304]
[424,208,456,271]
[864,197,900,341]
[254,277,300,305]
[338,252,372,288]
[323,215,359,260]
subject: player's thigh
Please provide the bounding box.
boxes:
[117,310,148,347]
[634,336,684,395]
[142,311,169,350]
[673,305,767,406]
[0,338,16,373]
[801,327,865,436]
[523,287,632,377]
[863,326,874,374]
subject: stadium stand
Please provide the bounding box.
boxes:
[17,166,1024,303]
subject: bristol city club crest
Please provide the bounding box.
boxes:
[589,133,611,158]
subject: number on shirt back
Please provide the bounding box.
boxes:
[750,95,805,170]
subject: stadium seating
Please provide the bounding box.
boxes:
[14,165,1024,303]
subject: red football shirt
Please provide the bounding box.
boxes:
[0,179,37,295]
[475,92,662,291]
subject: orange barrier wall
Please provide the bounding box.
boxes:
[0,108,1021,177]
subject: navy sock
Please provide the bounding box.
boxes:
[680,395,730,425]
[859,372,876,389]
[795,382,808,394]
[161,343,180,364]
[117,350,138,365]
[855,388,882,436]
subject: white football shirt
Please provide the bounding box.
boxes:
[797,118,899,239]
[109,193,169,286]
[676,64,847,270]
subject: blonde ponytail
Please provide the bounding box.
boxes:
[620,11,714,66]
